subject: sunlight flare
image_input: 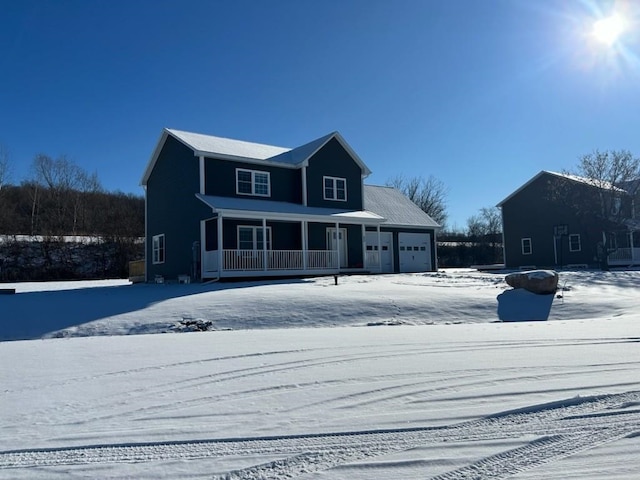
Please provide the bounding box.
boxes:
[593,13,626,45]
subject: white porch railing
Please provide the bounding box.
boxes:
[203,249,340,273]
[608,247,640,265]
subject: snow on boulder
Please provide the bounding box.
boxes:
[505,270,559,295]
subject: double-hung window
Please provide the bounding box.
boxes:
[152,234,165,264]
[238,226,272,251]
[236,168,270,197]
[323,176,347,201]
[521,237,532,255]
[569,234,581,252]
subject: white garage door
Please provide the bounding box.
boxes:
[365,232,393,273]
[398,232,431,272]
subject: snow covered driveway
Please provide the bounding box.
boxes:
[2,318,640,479]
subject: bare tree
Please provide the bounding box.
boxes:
[466,207,503,264]
[0,144,11,191]
[387,175,448,227]
[30,154,102,235]
[567,149,640,223]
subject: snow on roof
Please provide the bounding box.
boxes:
[196,194,384,222]
[496,170,628,207]
[167,128,290,161]
[142,129,373,185]
[363,185,440,228]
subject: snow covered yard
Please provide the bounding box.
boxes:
[1,269,639,478]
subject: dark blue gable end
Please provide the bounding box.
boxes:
[146,135,211,281]
[306,137,364,210]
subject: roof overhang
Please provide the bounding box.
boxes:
[196,194,385,224]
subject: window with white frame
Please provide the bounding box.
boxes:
[569,233,581,252]
[236,168,270,197]
[521,237,532,255]
[237,226,272,250]
[323,176,347,201]
[152,234,165,264]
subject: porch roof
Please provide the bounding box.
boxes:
[196,194,385,223]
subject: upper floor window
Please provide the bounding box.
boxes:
[152,234,165,264]
[569,233,581,252]
[236,168,270,197]
[521,237,532,255]
[323,176,347,201]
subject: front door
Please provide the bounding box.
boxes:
[327,228,348,268]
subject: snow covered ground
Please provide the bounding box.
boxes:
[1,269,639,478]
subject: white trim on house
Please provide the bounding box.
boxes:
[199,156,205,194]
[237,225,272,250]
[152,234,165,264]
[521,237,532,255]
[323,176,347,202]
[569,233,581,252]
[236,168,271,197]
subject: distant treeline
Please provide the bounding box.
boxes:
[0,181,144,281]
[0,183,143,238]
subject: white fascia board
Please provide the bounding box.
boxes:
[380,223,441,230]
[140,129,170,186]
[213,208,385,225]
[195,151,299,169]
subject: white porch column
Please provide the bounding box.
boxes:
[335,221,340,269]
[302,165,308,206]
[361,224,366,268]
[302,221,308,270]
[217,214,223,276]
[199,156,205,194]
[631,231,636,262]
[377,224,382,270]
[262,218,268,271]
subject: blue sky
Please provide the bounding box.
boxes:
[2,0,639,230]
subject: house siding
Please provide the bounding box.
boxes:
[501,173,602,268]
[305,138,363,210]
[204,157,302,203]
[146,135,212,280]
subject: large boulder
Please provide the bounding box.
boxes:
[505,270,559,295]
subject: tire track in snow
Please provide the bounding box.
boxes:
[2,391,639,478]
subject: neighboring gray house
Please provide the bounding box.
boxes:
[141,129,439,281]
[498,170,639,269]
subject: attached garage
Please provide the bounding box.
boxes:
[398,232,432,272]
[364,185,440,274]
[365,231,393,273]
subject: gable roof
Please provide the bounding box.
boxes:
[141,128,371,185]
[496,170,628,207]
[363,185,440,228]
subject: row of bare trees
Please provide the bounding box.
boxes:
[0,153,143,239]
[0,149,144,279]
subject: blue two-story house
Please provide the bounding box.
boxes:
[141,128,440,281]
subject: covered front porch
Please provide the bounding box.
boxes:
[197,194,385,279]
[607,230,640,266]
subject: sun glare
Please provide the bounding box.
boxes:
[593,13,626,45]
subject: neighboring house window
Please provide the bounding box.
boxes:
[323,176,347,201]
[238,226,272,250]
[236,169,270,197]
[569,234,581,252]
[521,238,532,255]
[152,234,165,264]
